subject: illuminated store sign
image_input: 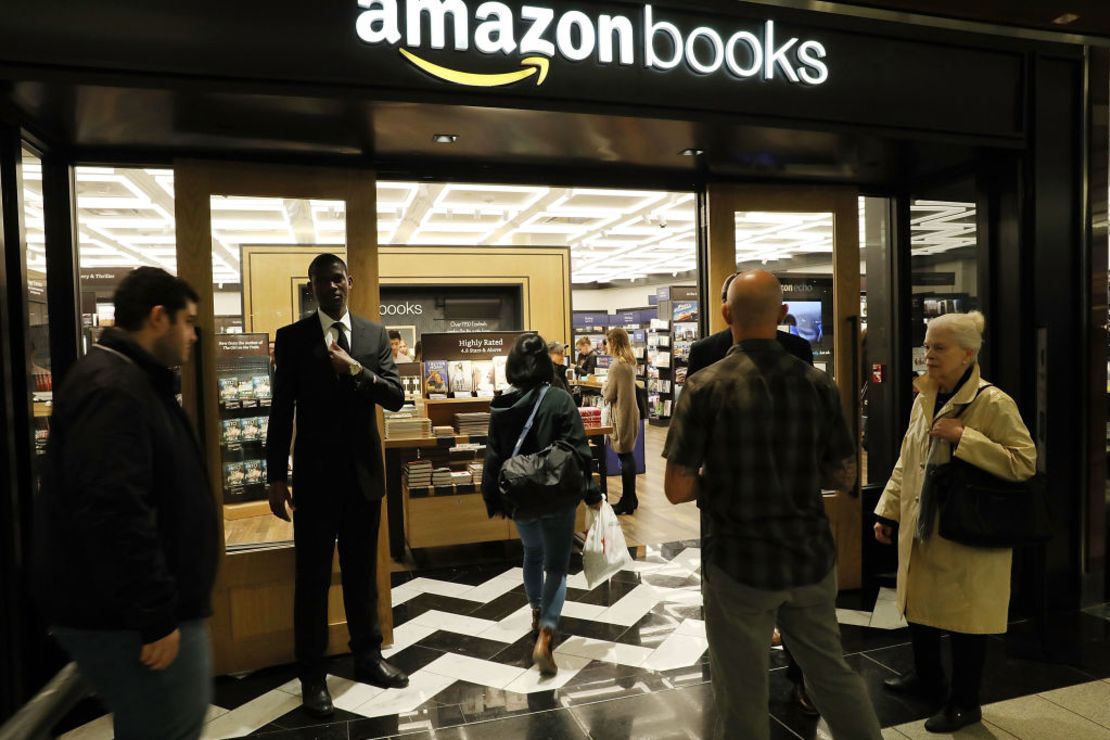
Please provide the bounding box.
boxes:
[356,1,829,88]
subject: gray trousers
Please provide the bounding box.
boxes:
[53,620,212,740]
[703,563,883,740]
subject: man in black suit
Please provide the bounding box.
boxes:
[686,270,818,717]
[266,254,407,717]
[687,274,813,377]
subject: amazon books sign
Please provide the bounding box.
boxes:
[355,1,829,89]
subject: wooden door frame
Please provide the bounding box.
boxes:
[174,160,390,675]
[705,183,863,589]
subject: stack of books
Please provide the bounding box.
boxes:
[579,406,602,427]
[402,459,433,489]
[454,411,491,436]
[433,425,455,438]
[385,413,432,439]
[466,461,484,484]
[432,467,455,487]
[450,470,473,486]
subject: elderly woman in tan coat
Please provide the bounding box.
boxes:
[875,311,1036,734]
[603,327,641,515]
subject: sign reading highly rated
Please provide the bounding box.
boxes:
[356,1,829,89]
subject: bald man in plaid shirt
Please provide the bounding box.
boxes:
[663,270,881,740]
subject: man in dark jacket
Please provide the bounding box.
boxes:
[266,253,407,716]
[34,267,217,740]
[687,273,813,378]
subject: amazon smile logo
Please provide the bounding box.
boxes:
[356,1,829,89]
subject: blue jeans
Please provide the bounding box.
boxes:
[53,620,211,740]
[514,506,577,631]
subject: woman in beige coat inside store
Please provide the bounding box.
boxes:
[603,327,641,515]
[874,311,1036,734]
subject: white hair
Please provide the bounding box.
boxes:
[927,310,986,359]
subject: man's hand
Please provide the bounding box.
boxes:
[874,522,894,545]
[268,481,293,521]
[140,628,180,671]
[930,418,965,444]
[328,342,357,375]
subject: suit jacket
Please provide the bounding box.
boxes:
[266,313,405,502]
[687,328,813,378]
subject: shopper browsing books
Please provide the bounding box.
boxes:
[265,253,408,718]
[663,270,882,740]
[573,336,598,378]
[603,327,641,515]
[481,333,602,676]
[33,268,217,740]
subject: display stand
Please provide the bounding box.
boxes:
[384,426,611,560]
[649,287,699,424]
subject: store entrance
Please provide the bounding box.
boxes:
[174,160,393,675]
[706,184,864,588]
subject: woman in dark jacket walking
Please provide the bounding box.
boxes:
[482,333,602,675]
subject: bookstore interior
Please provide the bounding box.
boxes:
[23,165,978,565]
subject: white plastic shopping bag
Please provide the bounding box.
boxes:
[582,501,634,589]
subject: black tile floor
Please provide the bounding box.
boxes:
[52,541,1110,739]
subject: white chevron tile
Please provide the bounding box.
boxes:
[641,632,710,672]
[406,577,476,599]
[421,653,528,690]
[348,670,456,719]
[504,654,592,694]
[201,691,300,739]
[410,609,497,635]
[555,635,655,667]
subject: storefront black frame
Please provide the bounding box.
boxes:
[0,0,1106,717]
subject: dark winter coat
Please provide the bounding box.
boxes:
[33,329,218,643]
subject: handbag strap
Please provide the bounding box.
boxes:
[512,384,550,457]
[951,384,995,420]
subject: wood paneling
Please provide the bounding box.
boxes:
[702,184,862,589]
[380,246,571,345]
[175,160,392,675]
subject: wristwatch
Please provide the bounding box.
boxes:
[349,361,362,377]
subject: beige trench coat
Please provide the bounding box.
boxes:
[602,359,640,454]
[875,365,1036,634]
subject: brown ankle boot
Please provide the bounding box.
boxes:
[532,627,558,676]
[531,608,540,633]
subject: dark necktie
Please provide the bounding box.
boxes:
[332,322,350,354]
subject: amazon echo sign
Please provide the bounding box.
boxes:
[355,1,829,89]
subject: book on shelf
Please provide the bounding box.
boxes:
[654,351,671,368]
[492,355,509,391]
[471,360,496,396]
[448,360,473,394]
[433,425,455,438]
[650,318,670,331]
[423,361,449,395]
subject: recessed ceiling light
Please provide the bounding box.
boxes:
[432,134,459,144]
[680,148,705,157]
[1052,12,1079,24]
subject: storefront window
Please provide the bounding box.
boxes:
[909,198,978,374]
[19,147,51,471]
[212,196,347,551]
[73,166,178,353]
[734,209,838,374]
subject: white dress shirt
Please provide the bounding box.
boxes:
[317,309,352,353]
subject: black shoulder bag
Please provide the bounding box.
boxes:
[498,385,584,518]
[933,385,1052,548]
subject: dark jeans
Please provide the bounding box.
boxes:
[617,451,637,502]
[909,622,988,708]
[53,620,211,740]
[294,483,383,680]
[514,505,577,631]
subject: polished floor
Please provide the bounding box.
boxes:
[55,536,1110,739]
